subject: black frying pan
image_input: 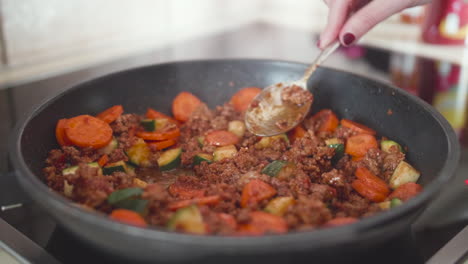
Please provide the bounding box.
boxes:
[10,59,460,263]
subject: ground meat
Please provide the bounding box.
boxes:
[43,97,418,236]
[281,85,313,106]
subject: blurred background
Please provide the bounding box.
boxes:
[2,1,468,263]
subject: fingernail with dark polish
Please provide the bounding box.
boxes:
[343,33,355,46]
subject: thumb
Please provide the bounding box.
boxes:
[338,0,412,46]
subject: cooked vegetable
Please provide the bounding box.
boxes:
[390,198,402,208]
[96,105,124,124]
[230,87,262,112]
[146,108,180,126]
[140,119,156,132]
[113,199,148,213]
[126,139,152,167]
[97,154,109,167]
[345,134,378,157]
[109,209,147,227]
[64,115,113,148]
[381,140,403,153]
[378,201,391,210]
[241,179,277,208]
[323,217,358,227]
[213,145,237,161]
[157,148,182,171]
[168,195,220,211]
[63,180,74,197]
[136,127,180,141]
[108,187,144,205]
[62,162,100,176]
[238,211,288,234]
[388,182,423,201]
[255,134,289,149]
[341,119,376,135]
[172,92,203,122]
[312,109,339,132]
[288,125,306,143]
[56,119,72,146]
[197,136,205,147]
[167,205,206,234]
[264,196,295,216]
[228,120,246,137]
[98,137,119,155]
[147,139,177,151]
[102,160,128,175]
[193,153,213,166]
[133,178,148,188]
[352,167,389,202]
[389,161,420,189]
[261,161,295,180]
[205,130,239,146]
[326,138,345,161]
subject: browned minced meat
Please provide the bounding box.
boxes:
[43,100,412,236]
[281,85,314,106]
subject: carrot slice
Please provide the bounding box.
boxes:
[136,127,180,141]
[97,154,109,167]
[64,115,113,148]
[168,195,220,211]
[96,105,124,124]
[388,182,423,201]
[341,119,376,135]
[238,211,288,234]
[352,180,387,202]
[109,209,147,227]
[288,125,306,143]
[355,167,390,195]
[230,87,262,112]
[323,217,358,228]
[241,179,277,208]
[345,134,378,157]
[147,139,177,150]
[312,109,339,132]
[172,92,203,122]
[168,183,206,199]
[146,108,180,126]
[56,119,72,146]
[205,130,239,146]
[217,213,237,229]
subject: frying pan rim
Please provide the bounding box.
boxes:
[10,58,460,251]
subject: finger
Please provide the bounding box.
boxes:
[338,0,428,46]
[318,0,352,49]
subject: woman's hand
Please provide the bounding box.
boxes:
[318,0,432,49]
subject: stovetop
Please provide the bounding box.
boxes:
[1,23,468,264]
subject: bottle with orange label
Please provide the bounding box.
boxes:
[422,0,468,45]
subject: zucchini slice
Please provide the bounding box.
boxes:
[213,145,237,161]
[193,153,213,166]
[264,196,295,216]
[389,161,420,189]
[381,140,403,153]
[133,178,148,188]
[108,187,144,205]
[197,136,205,147]
[158,148,182,171]
[167,205,206,234]
[228,120,246,137]
[126,139,152,167]
[255,134,289,149]
[62,162,101,176]
[63,180,74,197]
[390,198,402,208]
[325,138,344,163]
[261,160,295,180]
[103,160,128,175]
[98,137,119,155]
[378,201,391,210]
[140,119,156,132]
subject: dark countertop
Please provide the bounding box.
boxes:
[1,23,467,263]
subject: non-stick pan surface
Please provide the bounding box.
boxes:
[10,59,459,263]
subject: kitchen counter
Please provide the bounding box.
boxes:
[1,23,467,263]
